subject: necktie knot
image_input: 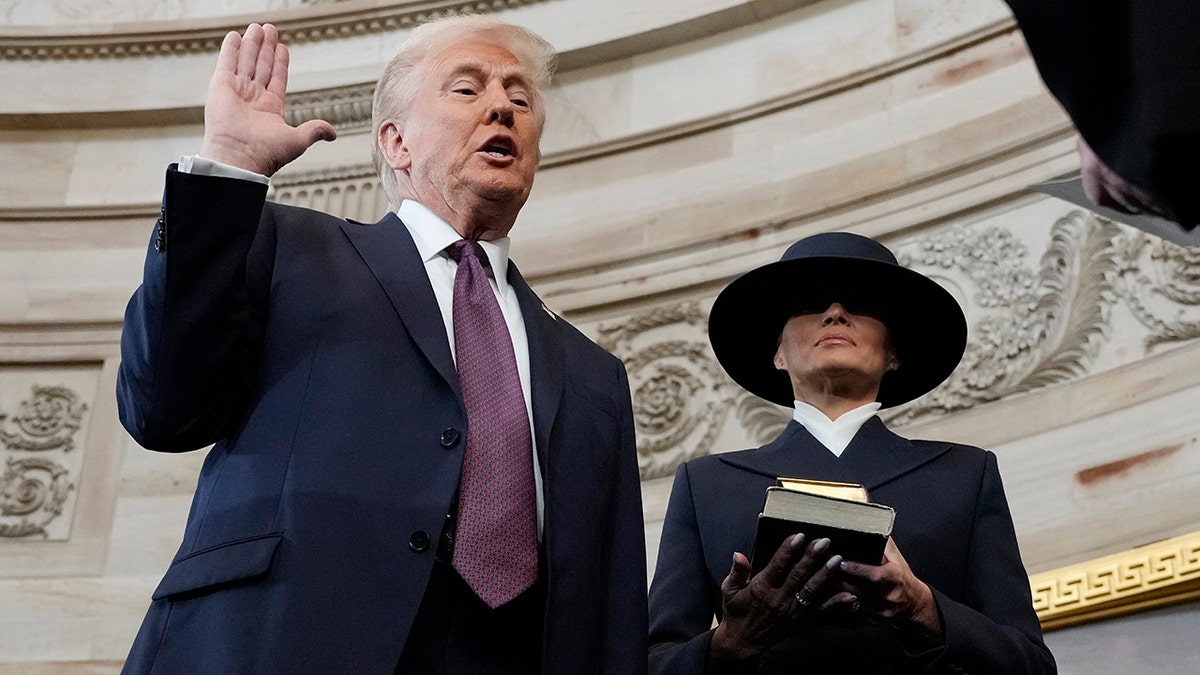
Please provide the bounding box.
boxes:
[447,239,490,268]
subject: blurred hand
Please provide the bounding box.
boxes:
[1077,135,1165,218]
[199,23,336,176]
[709,535,840,661]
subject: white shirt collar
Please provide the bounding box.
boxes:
[397,199,512,294]
[791,400,882,457]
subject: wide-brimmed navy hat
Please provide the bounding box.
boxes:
[708,232,967,408]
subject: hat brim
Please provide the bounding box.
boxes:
[708,256,967,408]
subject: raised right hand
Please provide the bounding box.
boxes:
[199,23,336,176]
[708,534,840,662]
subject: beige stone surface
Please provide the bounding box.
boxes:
[2,0,1198,668]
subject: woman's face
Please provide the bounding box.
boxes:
[773,302,898,402]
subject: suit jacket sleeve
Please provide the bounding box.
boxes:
[921,451,1056,674]
[648,462,722,674]
[117,166,273,451]
[1004,0,1200,226]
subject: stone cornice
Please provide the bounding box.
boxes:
[1031,530,1200,630]
[0,17,1039,229]
[0,0,548,61]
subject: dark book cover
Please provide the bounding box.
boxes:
[750,486,894,573]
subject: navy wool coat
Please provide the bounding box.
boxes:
[117,167,648,674]
[648,418,1055,674]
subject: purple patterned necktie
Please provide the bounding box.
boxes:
[446,239,538,609]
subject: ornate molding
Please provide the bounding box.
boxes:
[1030,530,1200,630]
[0,385,86,540]
[598,302,758,480]
[1114,234,1200,348]
[0,385,87,452]
[0,456,74,538]
[284,83,376,134]
[884,213,1121,426]
[613,212,1200,476]
[0,0,549,61]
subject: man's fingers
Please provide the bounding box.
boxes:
[215,31,241,75]
[237,24,264,79]
[268,43,290,99]
[255,24,280,84]
[297,119,338,146]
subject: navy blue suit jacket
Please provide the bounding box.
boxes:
[117,167,647,674]
[648,419,1055,674]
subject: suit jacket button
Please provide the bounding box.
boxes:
[409,531,430,552]
[439,428,460,448]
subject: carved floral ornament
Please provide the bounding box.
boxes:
[602,211,1200,480]
[0,386,83,539]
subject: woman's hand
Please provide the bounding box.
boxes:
[709,534,842,661]
[833,537,943,641]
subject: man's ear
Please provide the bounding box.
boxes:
[377,121,411,172]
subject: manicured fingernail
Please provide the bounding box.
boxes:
[791,533,806,548]
[825,554,843,570]
[813,538,831,553]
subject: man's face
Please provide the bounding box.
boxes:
[773,302,898,401]
[384,37,542,228]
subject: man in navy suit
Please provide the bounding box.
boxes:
[117,16,646,674]
[648,233,1055,673]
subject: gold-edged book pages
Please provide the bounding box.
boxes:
[776,477,869,503]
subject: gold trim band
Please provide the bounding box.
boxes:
[1031,530,1200,630]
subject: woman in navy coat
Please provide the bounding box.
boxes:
[648,233,1056,673]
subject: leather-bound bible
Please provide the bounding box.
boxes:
[750,479,894,573]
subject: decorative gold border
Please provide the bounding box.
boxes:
[1031,530,1200,631]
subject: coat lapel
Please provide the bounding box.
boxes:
[508,261,564,467]
[718,422,859,484]
[339,213,461,399]
[716,417,953,495]
[834,416,952,493]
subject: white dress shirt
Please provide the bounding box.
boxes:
[397,199,544,536]
[178,156,544,536]
[790,400,882,457]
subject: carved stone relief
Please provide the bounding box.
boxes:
[0,384,87,540]
[272,165,390,222]
[883,212,1122,426]
[599,209,1200,479]
[596,301,787,480]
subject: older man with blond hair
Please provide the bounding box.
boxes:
[117,15,646,674]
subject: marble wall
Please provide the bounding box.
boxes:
[1,0,1197,670]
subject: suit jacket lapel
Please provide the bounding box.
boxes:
[508,261,564,468]
[718,422,859,483]
[836,416,952,493]
[716,417,953,494]
[339,213,461,399]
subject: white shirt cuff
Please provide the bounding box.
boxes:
[179,155,270,185]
